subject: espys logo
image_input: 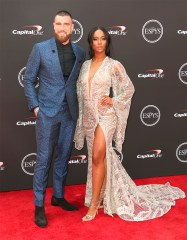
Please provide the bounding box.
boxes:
[138,69,164,79]
[18,67,39,88]
[108,26,127,36]
[140,105,161,126]
[16,117,36,126]
[178,63,187,84]
[68,155,87,164]
[71,19,83,43]
[174,109,187,118]
[142,19,163,43]
[113,148,123,162]
[177,29,187,35]
[137,149,162,159]
[21,153,36,175]
[12,25,44,36]
[0,162,5,171]
[176,143,187,163]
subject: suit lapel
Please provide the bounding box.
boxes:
[66,42,82,83]
[50,37,65,82]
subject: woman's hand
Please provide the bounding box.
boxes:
[100,96,113,106]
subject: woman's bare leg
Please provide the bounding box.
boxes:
[84,125,106,218]
[92,125,106,202]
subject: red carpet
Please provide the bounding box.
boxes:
[0,175,186,240]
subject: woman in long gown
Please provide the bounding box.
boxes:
[74,27,185,222]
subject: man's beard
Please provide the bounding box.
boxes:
[55,32,71,43]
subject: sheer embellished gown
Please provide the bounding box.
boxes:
[74,57,185,221]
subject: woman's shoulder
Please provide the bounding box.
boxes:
[107,57,123,66]
[107,57,125,71]
[83,59,91,64]
[80,59,90,69]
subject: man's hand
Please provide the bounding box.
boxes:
[34,107,39,117]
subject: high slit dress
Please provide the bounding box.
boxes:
[74,57,185,221]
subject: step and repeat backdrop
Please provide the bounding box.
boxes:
[0,0,187,191]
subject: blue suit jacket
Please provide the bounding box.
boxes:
[24,37,85,120]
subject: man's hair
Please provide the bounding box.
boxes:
[55,10,73,20]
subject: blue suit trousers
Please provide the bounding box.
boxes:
[33,105,76,207]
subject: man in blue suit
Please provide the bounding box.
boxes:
[24,10,85,227]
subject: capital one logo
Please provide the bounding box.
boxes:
[178,63,187,84]
[0,162,5,170]
[142,19,163,43]
[12,25,44,36]
[140,105,161,126]
[177,29,187,35]
[176,142,187,163]
[137,149,162,159]
[108,26,127,36]
[21,153,36,175]
[138,69,164,79]
[174,109,187,118]
[16,117,36,126]
[18,67,39,88]
[71,19,83,43]
[69,155,87,164]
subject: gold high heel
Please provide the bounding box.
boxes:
[82,202,99,222]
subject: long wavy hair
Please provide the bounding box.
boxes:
[87,27,111,59]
